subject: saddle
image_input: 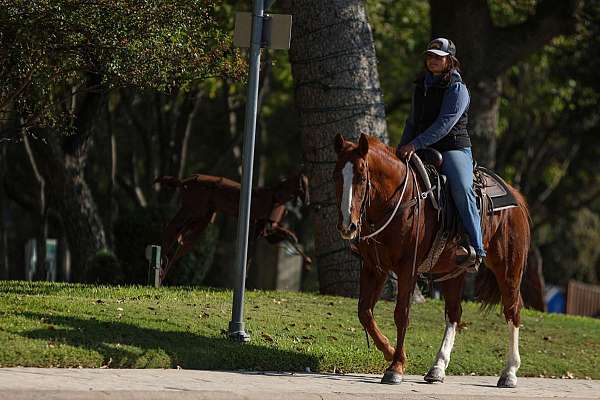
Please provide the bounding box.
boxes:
[412,148,518,215]
[410,148,518,278]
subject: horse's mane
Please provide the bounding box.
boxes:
[366,135,404,167]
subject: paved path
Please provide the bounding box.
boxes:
[0,368,598,400]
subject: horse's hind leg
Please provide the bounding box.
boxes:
[358,264,395,361]
[425,275,466,383]
[486,209,528,388]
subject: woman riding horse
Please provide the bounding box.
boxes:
[396,38,485,272]
[333,133,529,388]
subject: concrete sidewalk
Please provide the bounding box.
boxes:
[0,368,598,400]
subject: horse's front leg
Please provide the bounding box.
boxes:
[358,264,395,361]
[425,275,465,383]
[381,273,415,384]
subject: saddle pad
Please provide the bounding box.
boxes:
[476,166,518,211]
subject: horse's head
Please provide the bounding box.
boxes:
[275,173,310,206]
[333,133,370,240]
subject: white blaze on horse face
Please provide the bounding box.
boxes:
[341,162,354,228]
[432,321,457,371]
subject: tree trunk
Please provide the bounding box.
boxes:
[57,156,106,281]
[22,79,107,281]
[0,143,7,279]
[467,78,501,168]
[287,0,388,297]
[25,129,107,281]
[21,130,48,281]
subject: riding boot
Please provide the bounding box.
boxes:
[456,244,481,273]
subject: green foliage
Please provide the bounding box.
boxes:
[487,0,537,26]
[366,0,430,144]
[0,0,246,129]
[496,1,600,285]
[0,282,599,378]
[83,249,124,285]
[541,208,600,285]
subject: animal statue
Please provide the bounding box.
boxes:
[155,173,310,282]
[332,133,530,387]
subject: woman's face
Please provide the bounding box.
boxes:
[426,53,448,75]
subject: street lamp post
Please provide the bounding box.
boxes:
[228,0,290,343]
[228,0,266,342]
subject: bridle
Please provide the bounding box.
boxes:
[356,154,420,241]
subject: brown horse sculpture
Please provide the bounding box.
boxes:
[155,173,310,282]
[333,133,530,387]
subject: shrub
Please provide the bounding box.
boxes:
[84,250,123,284]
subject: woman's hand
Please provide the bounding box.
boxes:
[396,144,416,160]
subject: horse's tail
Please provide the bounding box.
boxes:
[154,176,182,188]
[476,267,501,311]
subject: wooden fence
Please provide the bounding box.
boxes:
[566,280,600,317]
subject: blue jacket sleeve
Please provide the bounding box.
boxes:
[409,82,469,150]
[399,92,416,146]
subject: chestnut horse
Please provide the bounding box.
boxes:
[156,173,310,282]
[333,133,530,387]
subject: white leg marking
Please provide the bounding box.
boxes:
[433,321,457,370]
[341,162,354,227]
[503,321,521,377]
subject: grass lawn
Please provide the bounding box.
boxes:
[0,281,598,379]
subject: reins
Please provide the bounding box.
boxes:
[353,150,472,284]
[358,155,415,241]
[355,154,424,284]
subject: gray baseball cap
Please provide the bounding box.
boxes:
[425,38,456,57]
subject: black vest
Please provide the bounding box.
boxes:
[413,73,471,152]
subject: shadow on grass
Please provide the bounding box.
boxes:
[17,312,320,371]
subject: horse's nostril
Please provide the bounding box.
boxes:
[349,223,357,232]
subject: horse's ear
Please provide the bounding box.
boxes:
[334,133,345,154]
[358,133,369,157]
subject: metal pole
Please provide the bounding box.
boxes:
[228,0,265,342]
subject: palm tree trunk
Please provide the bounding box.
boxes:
[287,0,388,296]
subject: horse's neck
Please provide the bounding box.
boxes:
[367,151,409,208]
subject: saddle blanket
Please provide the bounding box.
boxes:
[475,166,518,212]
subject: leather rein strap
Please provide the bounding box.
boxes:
[358,158,413,241]
[357,155,423,281]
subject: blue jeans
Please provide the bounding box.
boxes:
[441,147,486,257]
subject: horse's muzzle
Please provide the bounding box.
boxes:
[338,222,358,240]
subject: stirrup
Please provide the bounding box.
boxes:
[456,245,479,273]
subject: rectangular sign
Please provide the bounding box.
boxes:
[233,12,292,50]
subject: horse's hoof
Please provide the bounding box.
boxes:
[424,366,445,383]
[380,370,403,385]
[497,374,517,388]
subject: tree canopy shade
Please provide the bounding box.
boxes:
[429,0,580,167]
[0,0,246,131]
[0,0,246,278]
